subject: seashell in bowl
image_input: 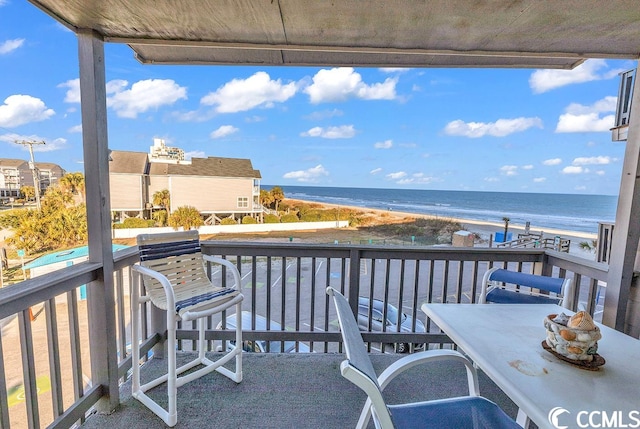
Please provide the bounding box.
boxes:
[567,311,596,330]
[544,313,602,361]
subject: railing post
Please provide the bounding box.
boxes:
[348,249,361,314]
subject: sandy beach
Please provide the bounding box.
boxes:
[284,198,598,256]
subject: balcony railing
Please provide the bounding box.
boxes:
[0,242,607,428]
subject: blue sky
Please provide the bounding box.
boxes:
[0,1,636,196]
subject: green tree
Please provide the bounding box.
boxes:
[168,206,203,231]
[20,185,35,201]
[260,189,274,208]
[58,172,85,200]
[153,189,171,210]
[0,176,89,255]
[152,209,168,227]
[270,186,285,212]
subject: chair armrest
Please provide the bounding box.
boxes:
[202,254,242,290]
[355,349,481,429]
[132,264,177,309]
[377,349,480,396]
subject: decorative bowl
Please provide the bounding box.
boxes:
[543,312,601,362]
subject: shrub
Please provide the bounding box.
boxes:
[280,213,299,223]
[220,217,238,225]
[241,216,257,224]
[168,206,203,230]
[264,214,280,223]
[114,217,155,229]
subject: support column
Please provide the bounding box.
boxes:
[603,60,640,335]
[77,29,119,411]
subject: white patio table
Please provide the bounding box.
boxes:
[421,303,640,429]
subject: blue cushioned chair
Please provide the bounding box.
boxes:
[480,267,573,309]
[131,230,244,427]
[327,287,520,429]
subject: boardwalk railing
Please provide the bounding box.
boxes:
[0,242,607,428]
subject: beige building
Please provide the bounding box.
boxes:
[109,150,263,224]
[0,158,66,201]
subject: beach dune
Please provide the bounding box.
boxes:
[286,198,597,256]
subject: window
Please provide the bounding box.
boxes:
[237,197,248,208]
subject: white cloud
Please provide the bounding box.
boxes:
[201,71,296,113]
[370,168,383,175]
[500,165,518,176]
[543,158,562,166]
[522,165,534,170]
[396,172,439,185]
[58,79,81,103]
[0,133,66,151]
[484,177,499,183]
[555,96,616,132]
[184,150,206,160]
[386,171,407,180]
[245,115,265,123]
[0,38,24,55]
[300,125,356,139]
[374,139,393,149]
[444,117,542,138]
[305,109,343,121]
[32,137,67,152]
[533,177,546,183]
[0,95,55,127]
[107,79,187,118]
[210,125,239,139]
[529,59,619,94]
[572,156,613,165]
[379,68,411,73]
[68,124,82,133]
[304,67,397,103]
[283,164,329,182]
[562,166,586,174]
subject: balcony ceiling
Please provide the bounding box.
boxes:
[29,0,640,69]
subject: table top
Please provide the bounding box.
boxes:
[421,303,640,429]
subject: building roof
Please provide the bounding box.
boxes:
[109,150,149,174]
[35,162,65,171]
[165,157,261,179]
[28,1,640,70]
[24,244,129,269]
[117,152,262,179]
[0,159,28,169]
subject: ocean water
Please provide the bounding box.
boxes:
[265,185,618,234]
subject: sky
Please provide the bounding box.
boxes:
[0,1,637,196]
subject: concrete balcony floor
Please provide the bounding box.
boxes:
[81,352,519,429]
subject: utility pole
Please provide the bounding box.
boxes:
[15,140,45,210]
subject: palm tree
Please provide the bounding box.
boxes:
[20,185,35,202]
[502,217,510,242]
[58,172,85,200]
[260,189,274,208]
[168,206,203,231]
[153,189,171,210]
[270,186,285,212]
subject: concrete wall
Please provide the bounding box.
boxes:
[112,220,349,239]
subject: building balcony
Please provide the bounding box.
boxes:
[0,241,607,428]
